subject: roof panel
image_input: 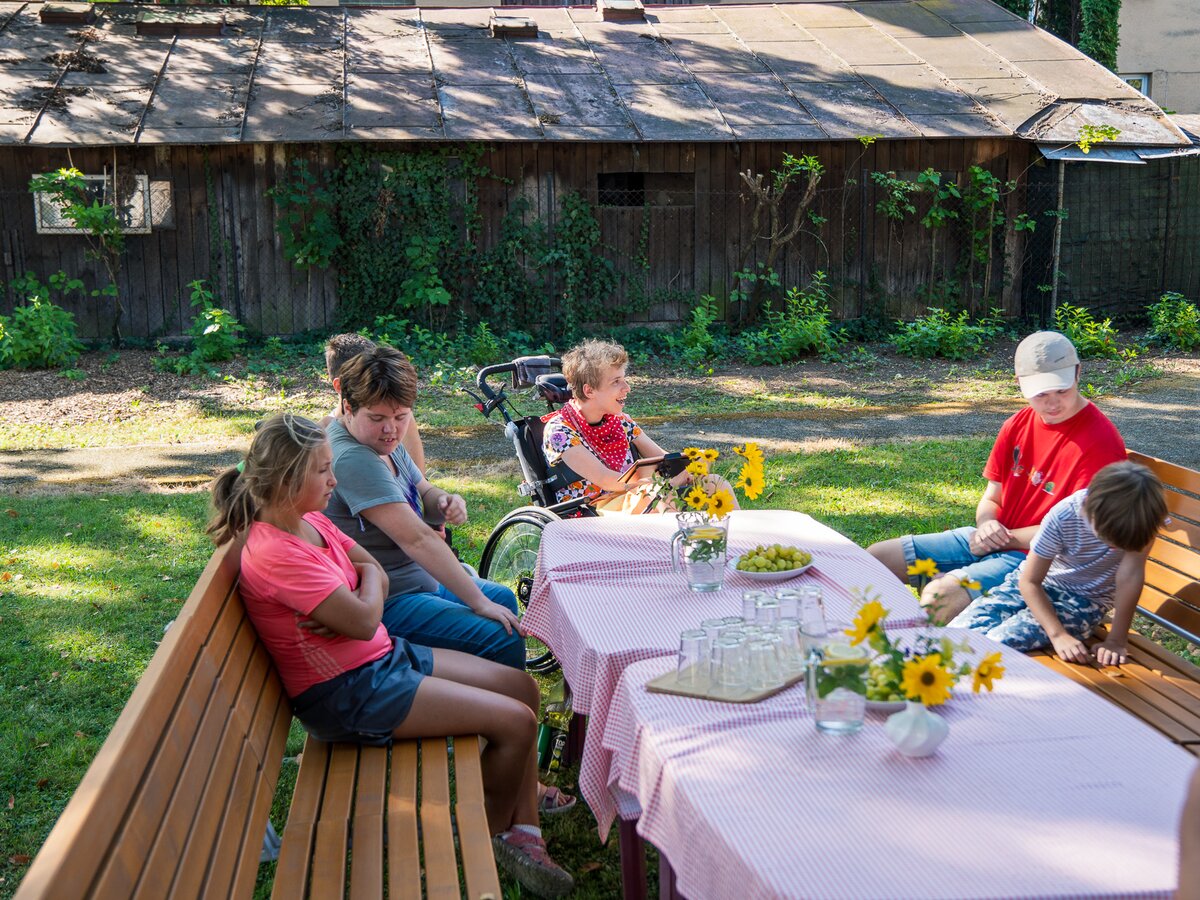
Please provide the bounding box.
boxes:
[713,7,806,42]
[958,19,1077,62]
[907,112,1008,137]
[345,74,439,129]
[694,73,813,125]
[138,125,241,143]
[30,83,152,144]
[748,39,857,81]
[142,77,245,130]
[541,123,639,140]
[524,73,631,128]
[955,75,1049,130]
[781,3,869,29]
[344,7,422,38]
[346,36,431,75]
[573,21,656,44]
[163,38,258,75]
[1018,57,1145,102]
[916,0,1020,24]
[262,9,343,45]
[645,7,720,24]
[510,37,599,76]
[665,33,771,73]
[857,63,979,115]
[896,35,1017,79]
[257,43,344,83]
[789,78,919,138]
[807,26,921,66]
[850,1,958,39]
[242,81,342,141]
[591,39,692,85]
[428,37,518,84]
[615,82,731,139]
[439,83,540,139]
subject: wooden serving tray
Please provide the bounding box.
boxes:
[645,669,805,703]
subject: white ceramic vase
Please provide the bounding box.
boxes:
[884,701,949,757]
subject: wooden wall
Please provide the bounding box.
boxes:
[0,137,1031,339]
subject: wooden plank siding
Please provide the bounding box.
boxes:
[0,138,1035,339]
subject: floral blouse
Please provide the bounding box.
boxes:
[542,412,643,503]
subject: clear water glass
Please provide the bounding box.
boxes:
[798,585,826,634]
[711,635,749,691]
[747,636,784,691]
[741,590,769,621]
[755,597,781,627]
[700,617,727,642]
[677,629,710,688]
[774,589,801,620]
[774,617,805,675]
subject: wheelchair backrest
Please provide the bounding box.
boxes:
[509,415,562,507]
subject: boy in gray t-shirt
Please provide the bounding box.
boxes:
[950,461,1166,666]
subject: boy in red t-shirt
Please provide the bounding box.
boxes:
[867,331,1126,621]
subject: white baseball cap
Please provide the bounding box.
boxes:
[1014,331,1079,399]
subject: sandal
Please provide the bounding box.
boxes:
[537,785,577,816]
[493,830,574,898]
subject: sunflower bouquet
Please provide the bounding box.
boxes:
[846,589,1005,706]
[665,442,766,516]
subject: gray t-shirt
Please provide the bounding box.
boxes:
[1031,489,1123,609]
[324,419,438,598]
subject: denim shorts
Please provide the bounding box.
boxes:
[902,526,1026,598]
[289,638,435,746]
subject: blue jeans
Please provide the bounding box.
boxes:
[382,577,525,671]
[903,526,1026,599]
[949,571,1104,651]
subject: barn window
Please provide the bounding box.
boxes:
[33,173,154,235]
[598,172,694,207]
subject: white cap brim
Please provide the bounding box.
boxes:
[1018,366,1076,399]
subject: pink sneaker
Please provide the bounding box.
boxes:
[492,830,574,897]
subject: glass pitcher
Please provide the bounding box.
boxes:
[670,512,728,592]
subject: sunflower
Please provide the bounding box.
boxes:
[845,600,888,645]
[959,577,982,591]
[901,653,953,706]
[684,485,710,510]
[735,465,764,500]
[686,459,709,479]
[682,447,704,461]
[906,558,940,579]
[706,489,735,518]
[972,651,1006,693]
[734,442,764,465]
[701,448,719,463]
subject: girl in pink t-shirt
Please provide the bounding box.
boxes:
[208,413,572,897]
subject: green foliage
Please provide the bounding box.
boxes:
[739,272,843,365]
[668,294,720,373]
[473,197,547,325]
[729,263,780,306]
[871,171,920,221]
[916,168,960,230]
[27,168,126,346]
[186,279,244,363]
[992,0,1031,14]
[368,313,551,371]
[1052,303,1122,359]
[0,272,85,370]
[540,192,617,335]
[1077,0,1122,69]
[1076,124,1121,153]
[1148,292,1200,350]
[891,307,1006,360]
[267,159,341,268]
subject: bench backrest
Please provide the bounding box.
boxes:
[17,540,292,900]
[1130,450,1200,645]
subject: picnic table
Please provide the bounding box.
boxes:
[525,511,1195,899]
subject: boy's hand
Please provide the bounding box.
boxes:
[437,493,468,525]
[1093,639,1128,667]
[1050,632,1091,664]
[970,520,1012,555]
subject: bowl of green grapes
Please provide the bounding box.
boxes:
[729,544,814,582]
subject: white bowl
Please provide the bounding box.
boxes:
[726,557,813,583]
[865,699,906,713]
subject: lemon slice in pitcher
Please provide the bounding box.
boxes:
[689,526,726,540]
[822,643,870,666]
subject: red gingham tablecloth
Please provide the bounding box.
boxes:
[587,630,1194,900]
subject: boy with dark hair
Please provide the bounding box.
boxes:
[322,333,426,474]
[950,460,1167,666]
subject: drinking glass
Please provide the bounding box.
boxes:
[741,590,769,621]
[804,620,868,734]
[755,597,781,627]
[798,585,826,635]
[711,635,749,692]
[700,617,727,642]
[677,629,710,688]
[747,636,784,691]
[774,617,805,675]
[774,589,801,620]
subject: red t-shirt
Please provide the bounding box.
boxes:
[238,512,391,697]
[983,402,1126,532]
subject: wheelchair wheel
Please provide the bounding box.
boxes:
[480,506,561,675]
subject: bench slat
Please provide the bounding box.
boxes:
[388,740,423,900]
[1031,653,1200,742]
[1139,583,1200,636]
[453,736,502,900]
[420,739,461,898]
[349,745,388,900]
[129,617,261,898]
[272,738,331,899]
[16,544,244,900]
[1126,633,1200,683]
[1130,451,1200,495]
[311,744,358,899]
[1163,493,1200,542]
[1147,537,1200,585]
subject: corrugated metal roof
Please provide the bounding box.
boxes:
[0,0,1187,146]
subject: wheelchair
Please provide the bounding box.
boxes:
[464,355,598,674]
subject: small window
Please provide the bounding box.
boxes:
[598,172,694,207]
[33,173,153,235]
[1121,73,1151,96]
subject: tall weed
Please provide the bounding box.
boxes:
[739,272,842,364]
[1148,292,1200,350]
[0,272,84,369]
[891,307,1005,361]
[1052,303,1122,359]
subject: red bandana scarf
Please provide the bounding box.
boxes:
[557,400,630,472]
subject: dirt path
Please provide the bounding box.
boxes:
[3,367,1195,495]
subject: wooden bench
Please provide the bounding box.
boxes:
[1031,450,1200,756]
[16,540,502,899]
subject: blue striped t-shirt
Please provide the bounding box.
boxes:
[1030,489,1123,609]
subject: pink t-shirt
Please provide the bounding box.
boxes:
[238,511,391,697]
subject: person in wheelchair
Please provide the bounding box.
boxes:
[543,338,737,514]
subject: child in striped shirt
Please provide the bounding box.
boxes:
[950,461,1167,666]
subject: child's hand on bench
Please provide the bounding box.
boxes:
[1093,638,1128,667]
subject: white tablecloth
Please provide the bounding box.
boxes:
[589,630,1194,900]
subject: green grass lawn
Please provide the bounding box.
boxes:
[1,436,1194,898]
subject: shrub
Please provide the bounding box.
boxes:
[667,295,720,373]
[187,279,244,363]
[891,307,1004,361]
[739,272,842,365]
[1148,291,1200,350]
[0,272,85,369]
[1052,303,1121,359]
